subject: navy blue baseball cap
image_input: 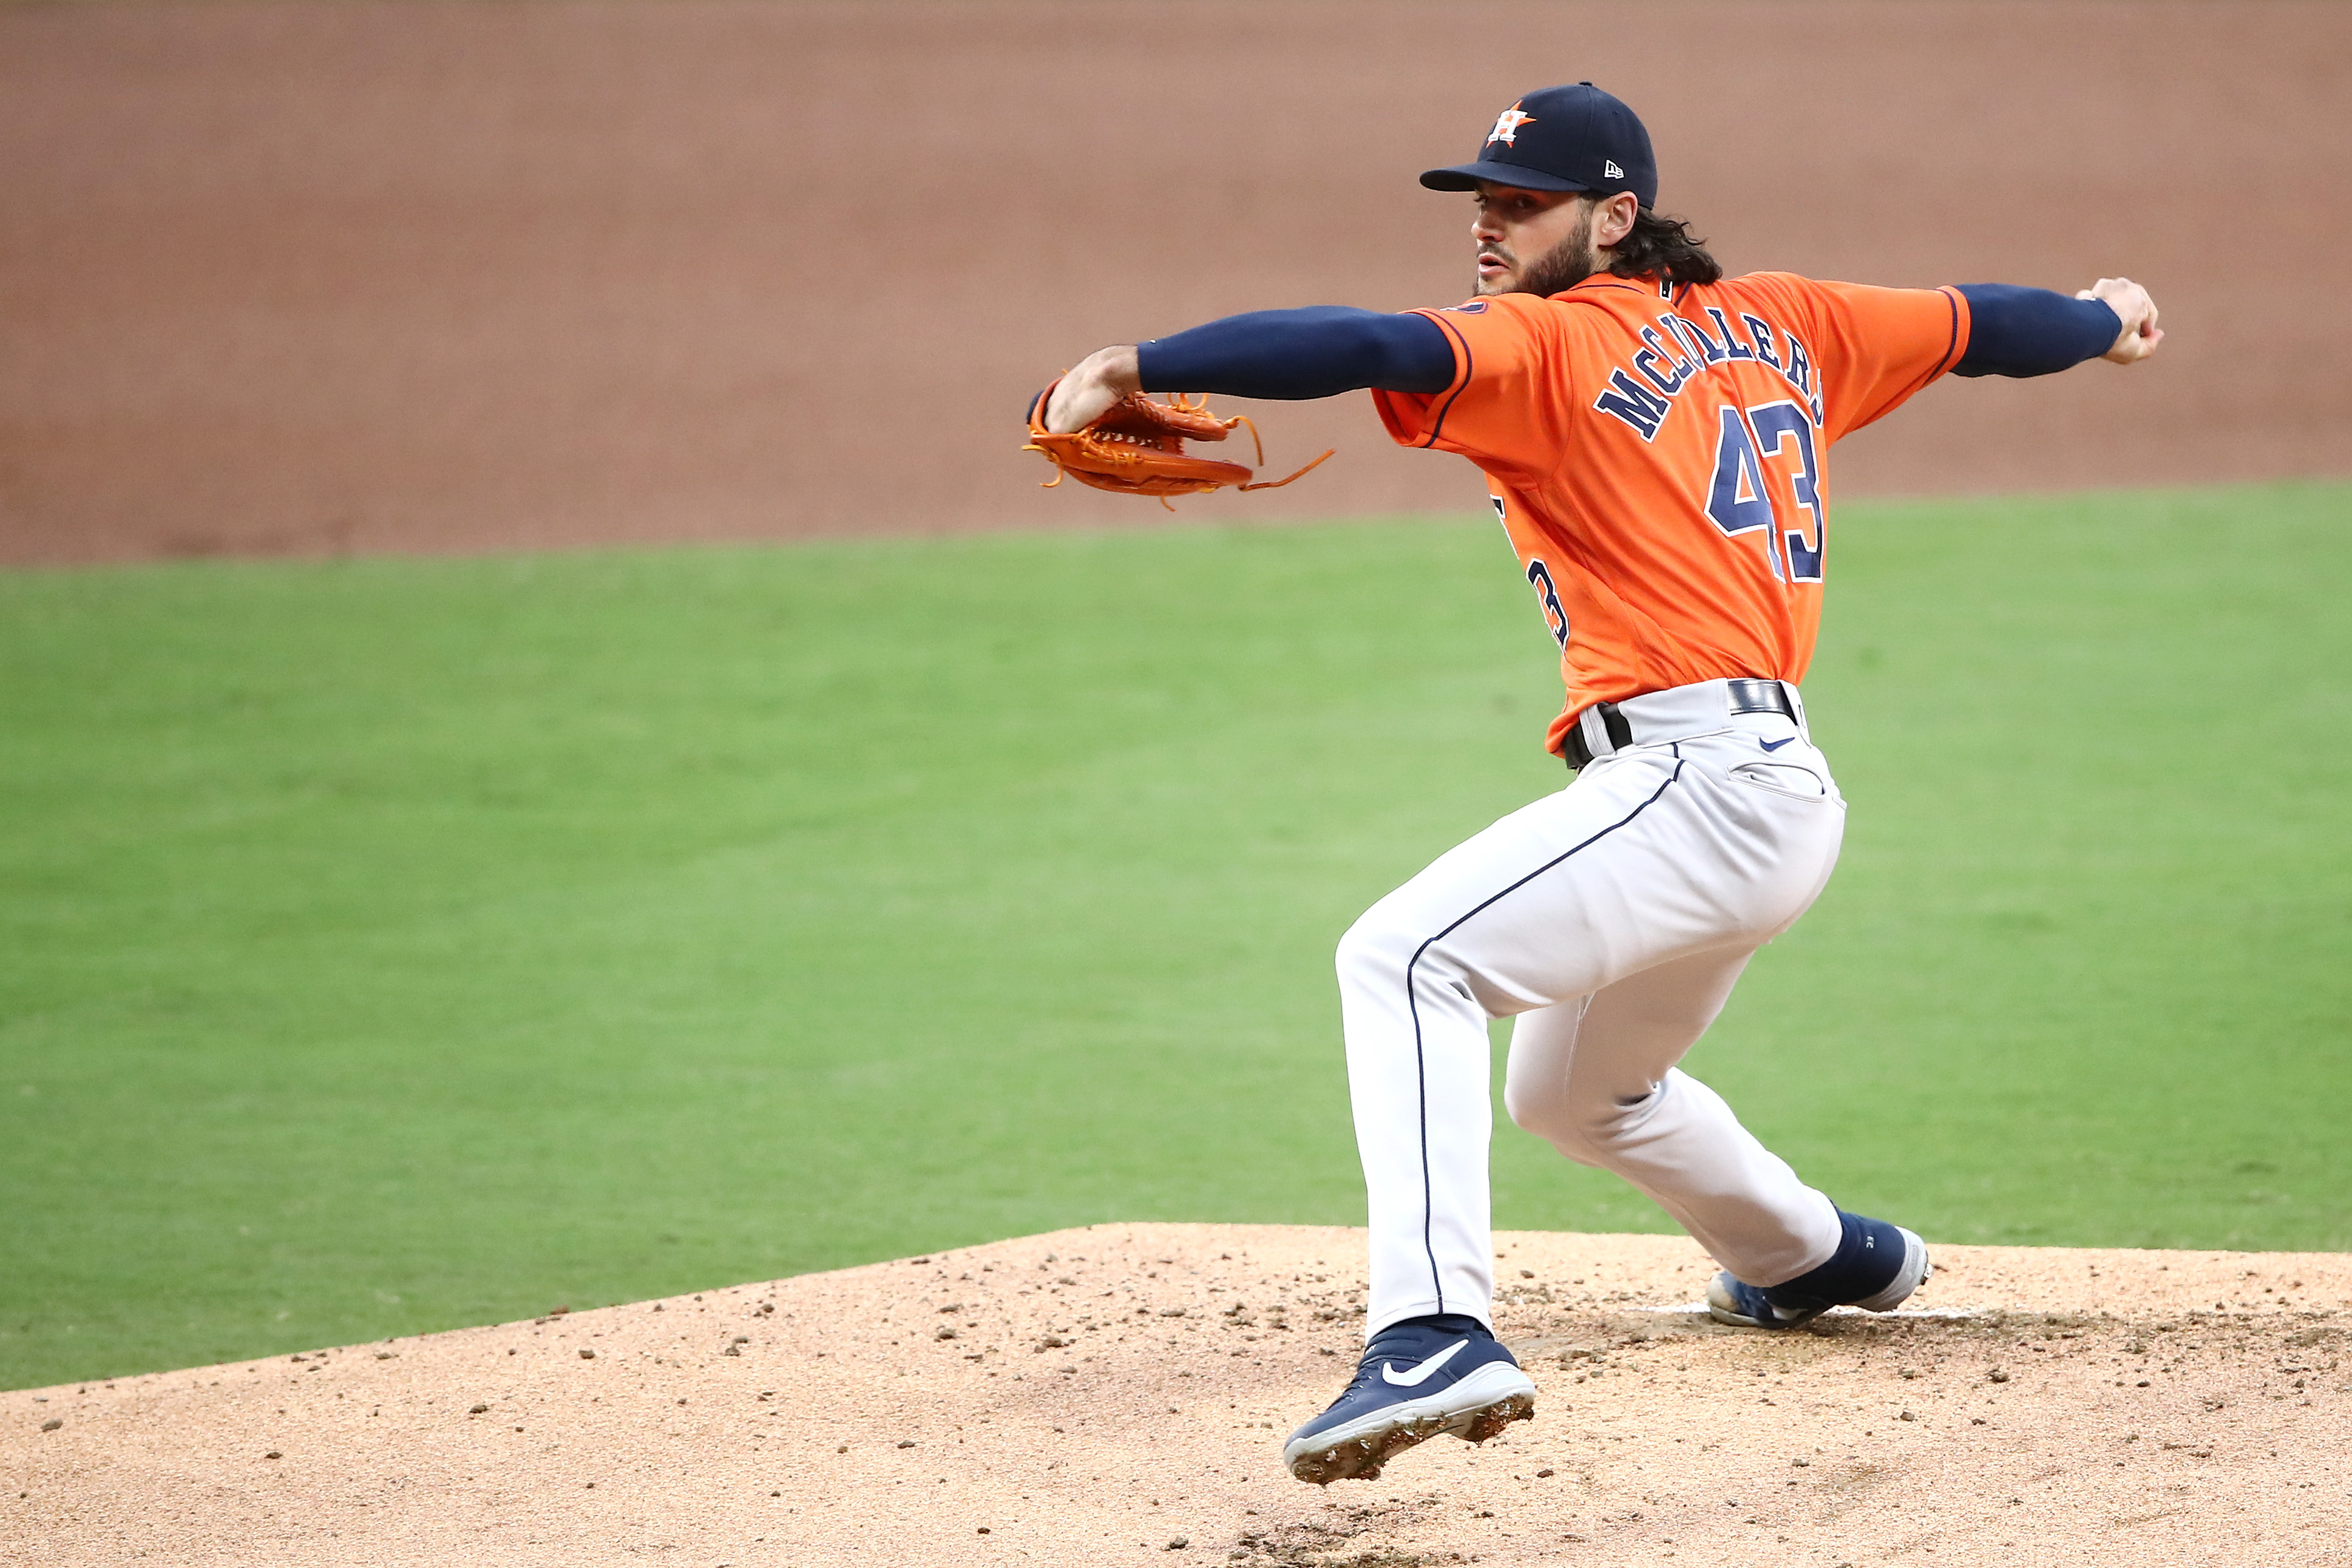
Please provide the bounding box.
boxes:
[1420,83,1658,208]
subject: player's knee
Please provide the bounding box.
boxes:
[1517,1106,1608,1168]
[1502,1077,1566,1140]
[1571,1086,1665,1151]
[1334,905,1417,993]
[1513,1083,1660,1162]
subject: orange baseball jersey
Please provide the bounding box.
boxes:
[1372,272,1970,757]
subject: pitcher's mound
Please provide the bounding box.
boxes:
[7,1225,2347,1566]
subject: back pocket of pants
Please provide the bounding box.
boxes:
[1729,760,1829,800]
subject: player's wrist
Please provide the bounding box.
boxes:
[1091,345,1142,397]
[1045,346,1141,433]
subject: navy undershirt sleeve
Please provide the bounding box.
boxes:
[1134,307,1456,400]
[1953,285,2121,378]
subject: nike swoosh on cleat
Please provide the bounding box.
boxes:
[1758,736,1796,752]
[1378,1339,1469,1387]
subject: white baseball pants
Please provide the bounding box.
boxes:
[1338,679,1849,1337]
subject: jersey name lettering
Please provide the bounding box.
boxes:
[1593,308,1821,441]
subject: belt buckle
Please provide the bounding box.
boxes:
[1726,678,1792,720]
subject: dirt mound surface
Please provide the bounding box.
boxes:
[3,2,2349,564]
[7,1225,2347,1565]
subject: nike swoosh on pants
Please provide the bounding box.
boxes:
[1758,736,1796,752]
[1379,1338,1469,1387]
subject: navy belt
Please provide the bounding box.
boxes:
[1562,678,1798,771]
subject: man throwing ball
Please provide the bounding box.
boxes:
[1039,82,2161,1485]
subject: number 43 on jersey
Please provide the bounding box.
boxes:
[1706,399,1825,583]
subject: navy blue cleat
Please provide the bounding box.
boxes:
[1707,1210,1931,1330]
[1282,1314,1536,1485]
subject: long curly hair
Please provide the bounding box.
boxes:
[1606,206,1723,286]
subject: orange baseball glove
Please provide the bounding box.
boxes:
[1023,381,1333,510]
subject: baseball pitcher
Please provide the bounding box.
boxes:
[1035,82,2161,1485]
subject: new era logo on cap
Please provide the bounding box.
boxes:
[1604,159,1624,178]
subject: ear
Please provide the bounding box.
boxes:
[1593,192,1639,251]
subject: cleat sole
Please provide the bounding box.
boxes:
[1457,1391,1534,1444]
[1283,1362,1536,1485]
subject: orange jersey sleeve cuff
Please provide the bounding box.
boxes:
[1371,309,1476,448]
[1934,284,1972,378]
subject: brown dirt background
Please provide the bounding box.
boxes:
[7,1224,2349,1566]
[3,1,2349,566]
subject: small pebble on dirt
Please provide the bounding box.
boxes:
[978,1526,991,1534]
[1988,1368,2010,1382]
[263,1451,282,1460]
[579,1350,595,1359]
[897,1439,917,1448]
[1536,1467,1555,1477]
[1165,1538,1188,1550]
[1899,1410,1916,1421]
[38,1420,60,1433]
[469,1404,489,1414]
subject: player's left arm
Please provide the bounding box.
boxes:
[1951,278,2161,377]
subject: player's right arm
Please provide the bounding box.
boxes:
[1763,273,2164,442]
[1950,279,2161,376]
[1042,308,1457,434]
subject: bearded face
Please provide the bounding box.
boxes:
[1473,189,1601,299]
[1510,200,1600,297]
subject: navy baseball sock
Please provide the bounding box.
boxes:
[1761,1211,1907,1314]
[1373,1312,1492,1345]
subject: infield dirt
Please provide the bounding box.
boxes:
[7,1225,2348,1566]
[4,1,2350,564]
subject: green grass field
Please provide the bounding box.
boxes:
[3,481,2347,1391]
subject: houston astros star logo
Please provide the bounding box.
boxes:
[1487,104,1535,146]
